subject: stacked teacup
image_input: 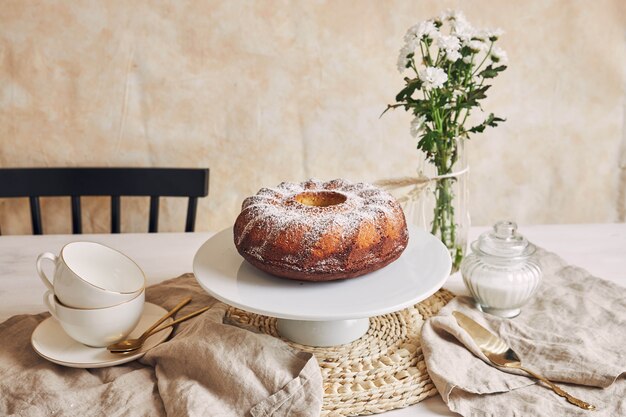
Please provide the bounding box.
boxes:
[37,242,145,347]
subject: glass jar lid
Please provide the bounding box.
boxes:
[472,221,536,259]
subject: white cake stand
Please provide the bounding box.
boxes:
[193,225,451,347]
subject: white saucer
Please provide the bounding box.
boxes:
[31,302,172,368]
[193,225,451,320]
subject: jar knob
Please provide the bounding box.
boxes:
[473,220,535,258]
[494,221,517,239]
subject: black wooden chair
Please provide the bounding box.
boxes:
[0,168,209,234]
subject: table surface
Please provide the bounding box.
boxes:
[1,223,625,417]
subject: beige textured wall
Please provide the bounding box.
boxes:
[1,0,625,234]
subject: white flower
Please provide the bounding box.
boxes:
[474,28,504,42]
[418,66,448,90]
[440,9,464,23]
[439,9,453,21]
[436,35,462,62]
[404,20,438,43]
[463,55,473,64]
[436,35,460,52]
[490,46,508,64]
[486,28,504,41]
[452,19,475,42]
[445,49,462,62]
[441,10,475,42]
[410,115,426,138]
[397,44,414,72]
[398,20,438,73]
[468,40,487,53]
[473,30,489,42]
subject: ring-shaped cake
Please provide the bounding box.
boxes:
[233,179,409,281]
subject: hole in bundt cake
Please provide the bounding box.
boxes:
[294,191,347,207]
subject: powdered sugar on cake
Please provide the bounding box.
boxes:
[233,178,409,280]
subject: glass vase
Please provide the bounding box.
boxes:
[402,138,470,272]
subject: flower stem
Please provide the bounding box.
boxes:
[430,137,465,271]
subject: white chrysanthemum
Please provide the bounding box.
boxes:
[404,20,438,43]
[445,49,462,62]
[397,44,414,72]
[447,12,474,42]
[473,30,489,42]
[491,46,508,64]
[436,35,461,62]
[453,21,474,42]
[468,40,487,53]
[440,9,464,23]
[398,20,438,72]
[437,35,460,52]
[410,115,426,138]
[474,28,505,42]
[418,66,448,90]
[486,28,504,41]
[439,9,452,21]
[463,55,473,64]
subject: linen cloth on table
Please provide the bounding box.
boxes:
[421,248,626,417]
[0,274,323,417]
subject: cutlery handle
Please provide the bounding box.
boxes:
[520,366,596,411]
[145,305,211,338]
[141,296,192,338]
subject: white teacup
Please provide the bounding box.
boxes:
[36,241,145,309]
[43,289,145,347]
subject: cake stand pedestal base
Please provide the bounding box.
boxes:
[276,317,370,347]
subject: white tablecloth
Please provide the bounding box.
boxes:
[1,223,625,416]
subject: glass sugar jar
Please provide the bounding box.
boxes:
[460,221,542,318]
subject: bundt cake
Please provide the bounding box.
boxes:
[233,178,409,281]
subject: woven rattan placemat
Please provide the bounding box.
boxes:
[225,288,455,416]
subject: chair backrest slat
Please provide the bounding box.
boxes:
[185,197,198,233]
[149,196,159,233]
[0,168,210,234]
[111,196,121,233]
[29,196,42,235]
[71,196,82,234]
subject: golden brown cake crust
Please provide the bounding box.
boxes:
[233,178,409,282]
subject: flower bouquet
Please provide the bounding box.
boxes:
[384,10,507,269]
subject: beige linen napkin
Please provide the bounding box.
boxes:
[0,274,323,417]
[421,249,626,417]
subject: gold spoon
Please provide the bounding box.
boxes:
[108,304,211,353]
[106,296,191,353]
[452,311,596,411]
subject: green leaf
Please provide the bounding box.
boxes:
[417,130,441,160]
[468,124,486,133]
[479,64,507,79]
[478,65,498,79]
[395,79,421,102]
[408,99,430,114]
[486,113,506,127]
[459,85,490,108]
[466,113,507,133]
